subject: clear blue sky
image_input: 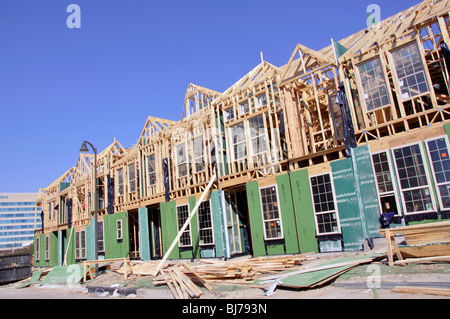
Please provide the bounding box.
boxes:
[0,0,418,192]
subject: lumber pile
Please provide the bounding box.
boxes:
[152,254,313,298]
[115,253,313,299]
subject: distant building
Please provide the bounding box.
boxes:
[0,193,42,250]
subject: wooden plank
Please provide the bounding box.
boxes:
[392,286,450,297]
[160,269,181,299]
[393,255,450,265]
[182,262,212,291]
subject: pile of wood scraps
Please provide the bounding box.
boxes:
[115,253,314,299]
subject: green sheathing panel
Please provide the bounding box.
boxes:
[289,169,319,253]
[351,145,381,238]
[104,212,130,259]
[160,201,179,259]
[86,218,96,261]
[245,181,266,257]
[276,174,300,254]
[138,206,151,261]
[331,158,364,251]
[210,190,226,258]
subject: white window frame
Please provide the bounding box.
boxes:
[239,100,249,115]
[75,230,86,260]
[256,93,267,108]
[249,115,267,156]
[224,108,234,121]
[176,204,192,247]
[370,149,402,217]
[425,135,450,211]
[147,154,156,186]
[229,121,247,161]
[309,172,341,236]
[116,219,123,240]
[98,220,105,253]
[128,163,136,193]
[36,237,40,261]
[196,200,214,246]
[259,185,284,241]
[175,142,188,178]
[193,135,206,173]
[391,142,436,215]
[390,41,429,101]
[356,56,391,112]
[45,236,49,261]
[117,168,124,196]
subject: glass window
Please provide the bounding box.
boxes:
[117,168,124,196]
[240,101,249,114]
[98,220,104,253]
[224,108,234,121]
[310,173,340,235]
[177,205,191,247]
[45,236,49,260]
[116,220,123,240]
[358,57,391,112]
[128,163,136,193]
[260,185,283,240]
[193,136,205,173]
[249,115,267,155]
[393,144,434,214]
[256,94,267,108]
[75,230,86,260]
[198,201,214,245]
[230,122,247,161]
[147,154,156,186]
[176,143,188,178]
[372,151,394,194]
[391,42,429,100]
[426,137,450,210]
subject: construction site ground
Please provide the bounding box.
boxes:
[1,238,450,300]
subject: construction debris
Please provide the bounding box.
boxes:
[262,253,386,289]
[115,253,314,298]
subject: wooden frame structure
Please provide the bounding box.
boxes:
[35,0,450,263]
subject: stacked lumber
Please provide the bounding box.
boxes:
[150,253,313,299]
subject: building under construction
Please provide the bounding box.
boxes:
[34,0,450,267]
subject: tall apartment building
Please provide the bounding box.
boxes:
[0,193,42,250]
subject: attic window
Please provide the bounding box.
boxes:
[224,108,234,121]
[193,136,205,173]
[240,101,249,114]
[176,143,188,178]
[357,57,390,112]
[117,168,124,196]
[147,154,156,186]
[230,122,247,161]
[391,42,429,100]
[128,163,136,193]
[256,94,267,108]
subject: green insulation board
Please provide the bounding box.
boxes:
[331,158,365,251]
